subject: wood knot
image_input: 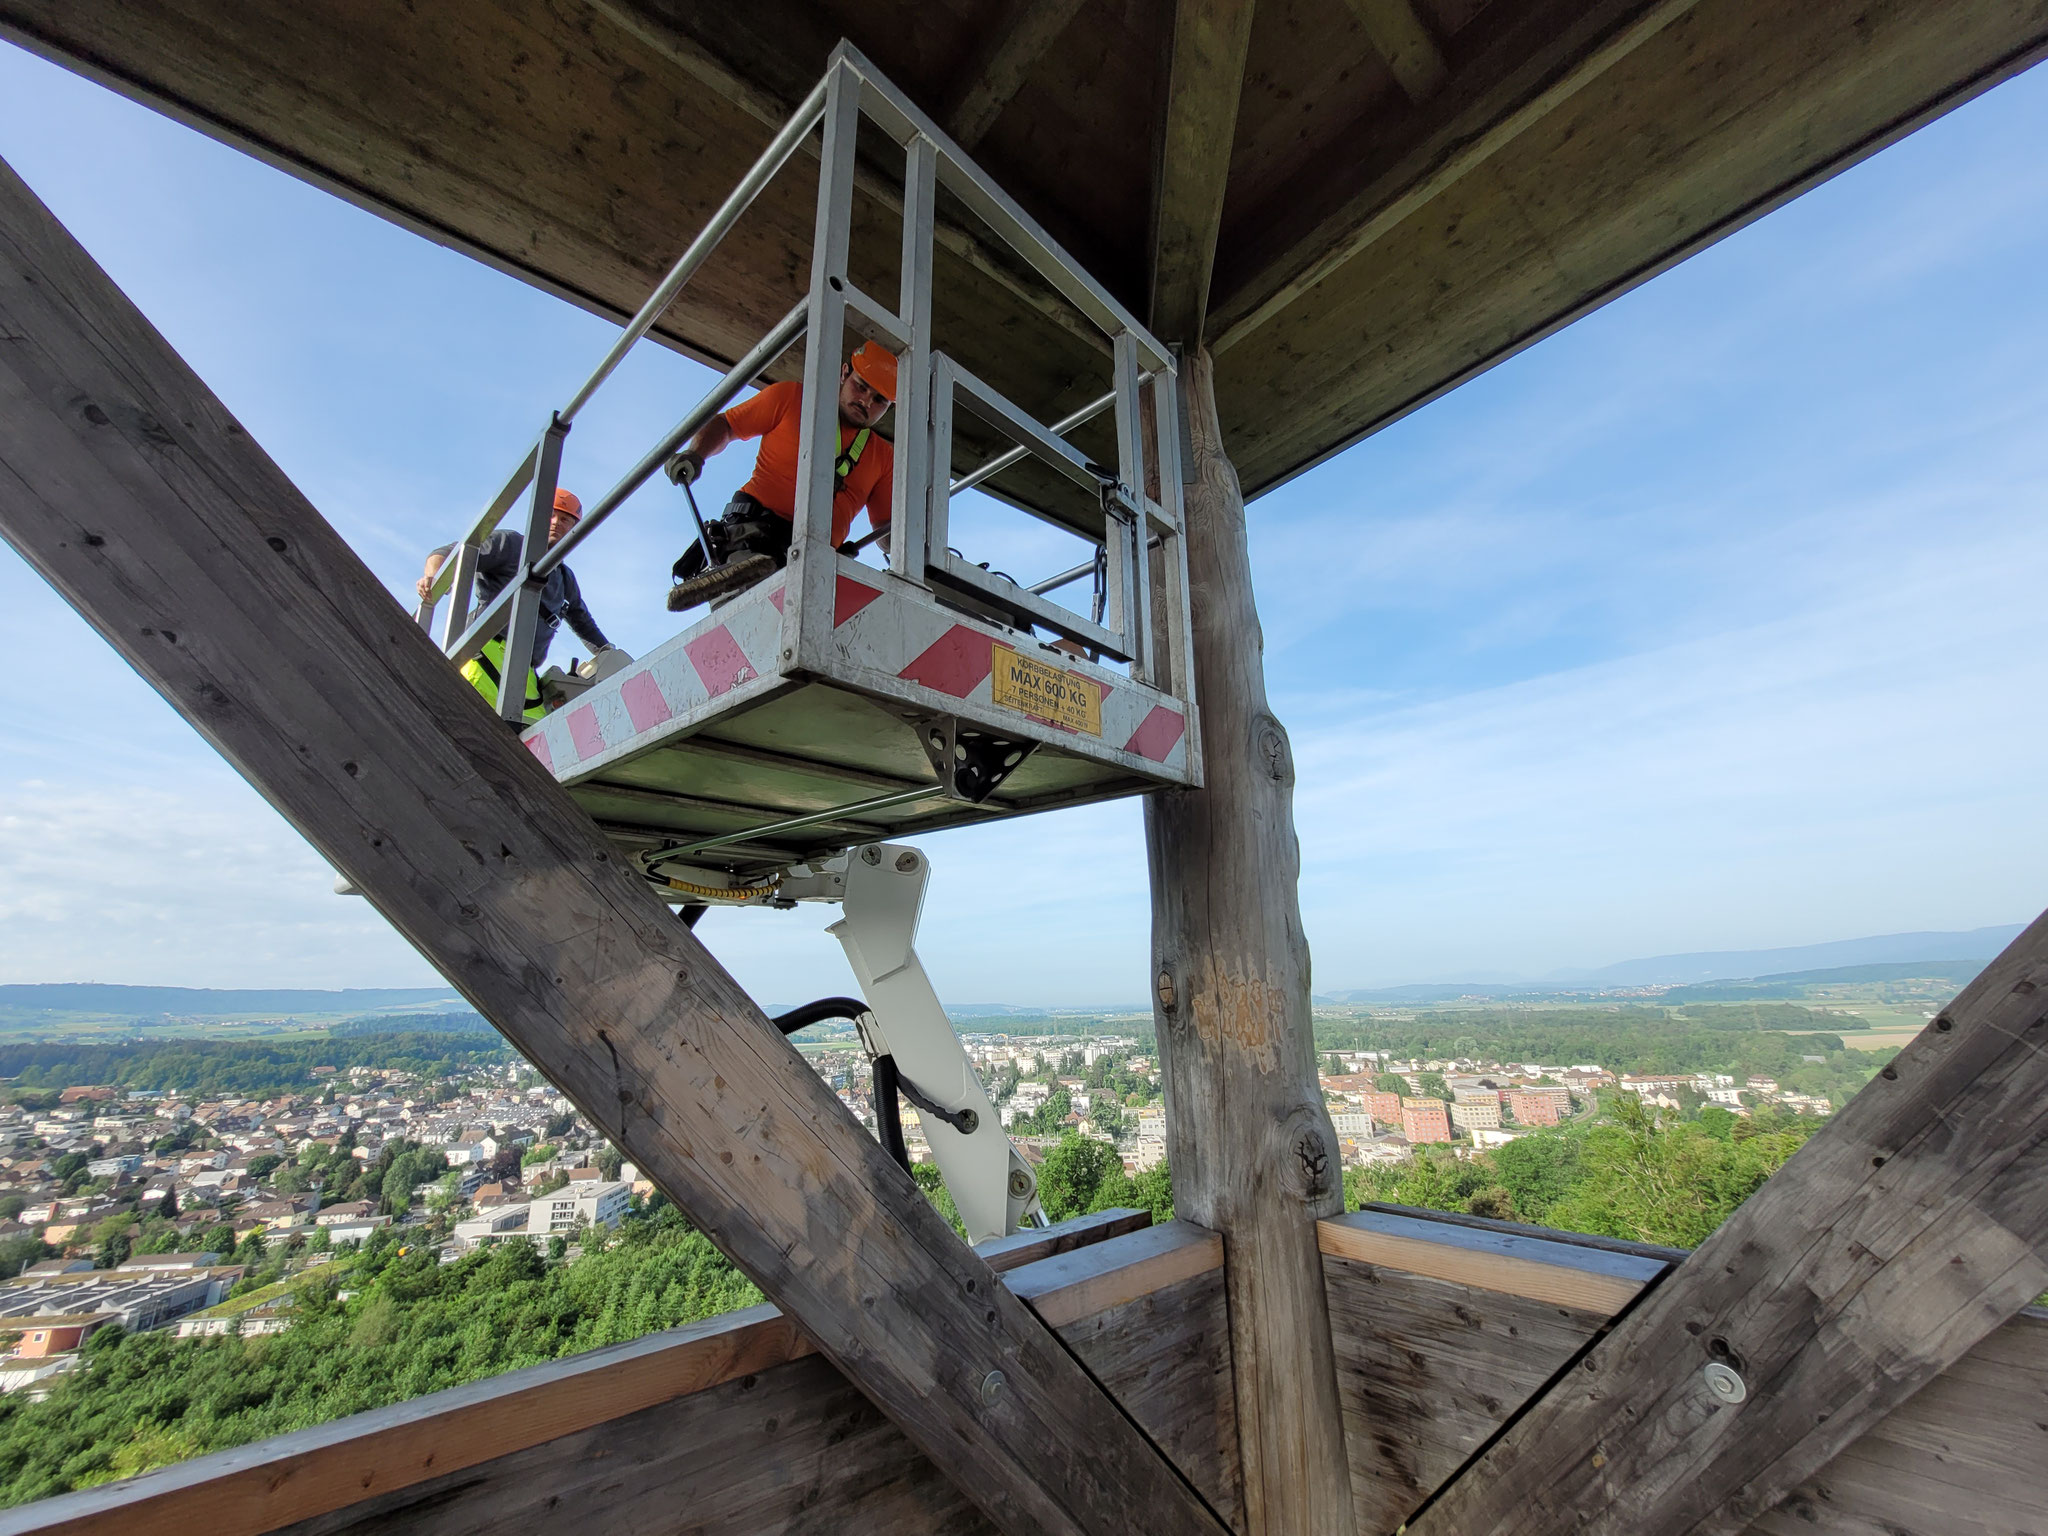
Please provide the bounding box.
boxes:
[1254,717,1292,784]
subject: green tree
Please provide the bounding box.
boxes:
[1089,1097,1123,1139]
[0,1207,767,1507]
[1374,1073,1408,1097]
[1416,1072,1452,1102]
[910,1163,964,1236]
[90,1213,134,1270]
[1034,1133,1123,1222]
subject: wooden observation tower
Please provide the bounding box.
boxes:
[1,3,2047,1535]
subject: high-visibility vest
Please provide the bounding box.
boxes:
[460,638,544,722]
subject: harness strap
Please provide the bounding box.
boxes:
[833,427,871,485]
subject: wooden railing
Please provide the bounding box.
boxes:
[1320,1204,2048,1536]
[12,1201,2035,1536]
[0,1210,1235,1536]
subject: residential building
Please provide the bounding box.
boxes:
[1449,1099,1501,1133]
[454,1205,534,1249]
[1364,1091,1403,1124]
[321,1215,392,1245]
[529,1180,629,1234]
[0,1268,233,1331]
[1401,1099,1451,1145]
[1507,1091,1562,1126]
[314,1200,378,1227]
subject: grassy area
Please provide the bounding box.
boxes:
[186,1261,344,1320]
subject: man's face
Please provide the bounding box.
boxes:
[839,364,890,429]
[547,510,579,545]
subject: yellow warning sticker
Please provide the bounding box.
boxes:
[991,645,1102,736]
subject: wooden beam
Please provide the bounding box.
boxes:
[975,1205,1156,1273]
[1411,908,2048,1536]
[1144,348,1356,1533]
[1341,0,1448,102]
[1323,1212,1676,1533]
[1008,1219,1224,1327]
[0,156,1228,1536]
[1319,1210,1665,1315]
[0,1211,1185,1536]
[1148,0,1258,344]
[1319,1206,2048,1536]
[1209,0,1699,353]
[944,0,1092,149]
[1211,0,2048,499]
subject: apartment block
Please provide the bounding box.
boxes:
[1401,1099,1451,1144]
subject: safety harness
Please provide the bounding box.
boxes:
[834,427,872,486]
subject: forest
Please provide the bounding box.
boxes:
[0,1211,758,1505]
[1344,1096,1821,1247]
[0,1031,509,1097]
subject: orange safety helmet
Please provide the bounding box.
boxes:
[552,488,583,521]
[847,340,898,403]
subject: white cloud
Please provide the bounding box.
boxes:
[1290,525,2048,984]
[0,778,437,987]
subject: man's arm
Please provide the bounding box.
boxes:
[665,413,733,487]
[557,569,611,653]
[667,382,789,486]
[415,545,451,602]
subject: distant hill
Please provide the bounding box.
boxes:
[0,984,465,1022]
[1319,927,2023,1003]
[1659,958,1991,1003]
[1573,926,2022,988]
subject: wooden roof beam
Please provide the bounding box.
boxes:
[1208,0,1699,354]
[944,0,1093,150]
[1342,0,1448,102]
[1409,908,2048,1536]
[0,155,1230,1536]
[1148,0,1258,345]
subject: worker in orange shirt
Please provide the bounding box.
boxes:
[663,341,896,611]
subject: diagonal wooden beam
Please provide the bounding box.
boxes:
[1409,907,2048,1536]
[0,156,1230,1536]
[944,0,1092,150]
[1148,0,1258,345]
[1341,0,1448,102]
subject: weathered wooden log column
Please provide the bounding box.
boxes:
[1145,348,1354,1534]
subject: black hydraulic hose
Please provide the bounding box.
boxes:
[770,996,870,1036]
[895,1074,978,1135]
[872,1053,910,1174]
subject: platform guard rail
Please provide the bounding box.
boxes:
[414,42,1195,743]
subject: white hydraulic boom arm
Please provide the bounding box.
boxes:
[825,843,1043,1244]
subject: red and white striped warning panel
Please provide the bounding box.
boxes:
[820,564,1192,777]
[520,558,1195,788]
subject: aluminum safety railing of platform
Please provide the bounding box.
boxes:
[414,42,1200,895]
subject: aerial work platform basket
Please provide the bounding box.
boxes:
[415,45,1199,888]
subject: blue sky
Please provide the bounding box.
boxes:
[1,43,2044,1002]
